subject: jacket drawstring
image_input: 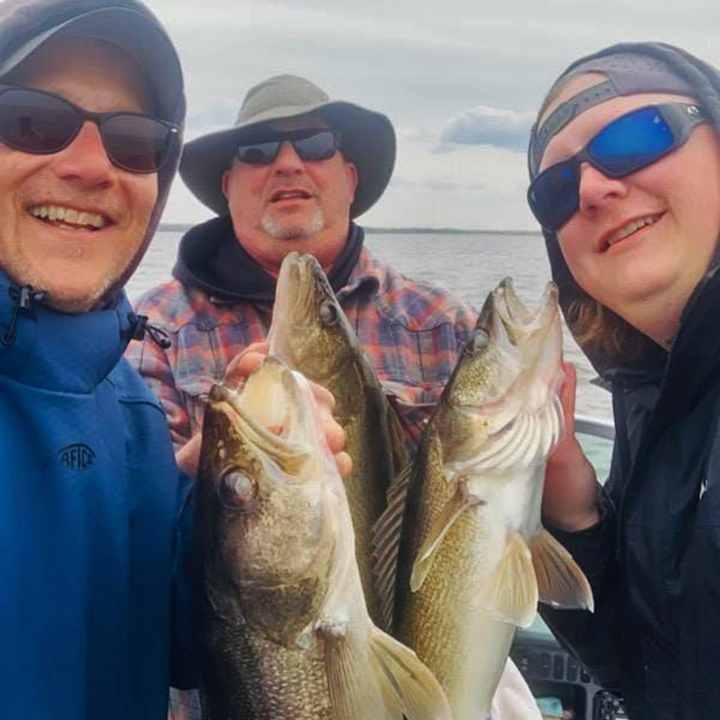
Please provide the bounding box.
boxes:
[1,285,48,347]
[125,313,172,350]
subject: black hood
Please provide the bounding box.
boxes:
[530,42,720,377]
[0,0,186,303]
[172,216,366,303]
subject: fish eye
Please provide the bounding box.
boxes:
[319,300,339,326]
[218,468,258,509]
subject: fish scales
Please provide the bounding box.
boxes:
[199,621,334,718]
[394,409,514,714]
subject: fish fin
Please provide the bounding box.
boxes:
[386,402,410,477]
[478,531,538,628]
[531,528,595,612]
[373,463,413,631]
[369,627,453,720]
[457,395,564,474]
[323,625,391,720]
[410,488,471,592]
[324,626,452,720]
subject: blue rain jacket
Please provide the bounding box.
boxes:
[0,271,195,719]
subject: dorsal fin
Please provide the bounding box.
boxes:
[386,401,409,477]
[372,463,414,631]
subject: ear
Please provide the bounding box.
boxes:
[221,168,232,200]
[345,161,358,202]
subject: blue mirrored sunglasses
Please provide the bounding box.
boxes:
[527,103,708,232]
[236,128,341,165]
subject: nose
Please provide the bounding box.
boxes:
[271,140,304,175]
[577,162,629,215]
[51,121,114,187]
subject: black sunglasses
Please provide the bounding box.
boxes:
[527,103,708,232]
[235,128,341,165]
[0,85,179,174]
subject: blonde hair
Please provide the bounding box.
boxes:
[567,294,643,360]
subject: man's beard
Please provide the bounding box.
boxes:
[261,209,325,240]
[4,247,127,313]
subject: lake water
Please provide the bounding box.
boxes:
[126,229,613,422]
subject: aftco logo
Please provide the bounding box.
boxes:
[58,444,96,471]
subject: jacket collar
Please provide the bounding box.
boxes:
[0,271,137,393]
[606,265,720,432]
[172,216,366,304]
[652,265,720,419]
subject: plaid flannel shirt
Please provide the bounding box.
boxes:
[127,246,477,453]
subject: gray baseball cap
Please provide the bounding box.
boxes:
[180,73,396,219]
[529,52,696,176]
[0,5,183,121]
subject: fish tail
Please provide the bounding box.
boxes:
[368,627,453,720]
[323,622,452,720]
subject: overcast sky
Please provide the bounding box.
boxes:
[146,0,720,230]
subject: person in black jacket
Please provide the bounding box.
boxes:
[526,42,720,720]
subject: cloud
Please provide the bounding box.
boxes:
[439,106,536,151]
[148,0,720,230]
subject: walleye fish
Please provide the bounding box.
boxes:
[374,279,594,719]
[267,251,407,627]
[195,357,451,720]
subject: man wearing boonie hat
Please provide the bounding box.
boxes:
[130,73,477,464]
[0,1,199,717]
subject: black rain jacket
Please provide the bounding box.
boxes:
[533,42,720,720]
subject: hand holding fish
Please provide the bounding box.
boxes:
[543,362,601,532]
[175,342,352,479]
[224,341,353,478]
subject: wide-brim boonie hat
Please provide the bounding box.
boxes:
[180,74,396,219]
[0,3,183,121]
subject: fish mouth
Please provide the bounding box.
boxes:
[268,253,328,357]
[208,360,314,469]
[494,279,559,337]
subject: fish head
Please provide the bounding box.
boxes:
[438,280,564,467]
[198,357,343,638]
[268,252,356,384]
[492,279,564,409]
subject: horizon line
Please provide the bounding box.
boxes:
[158,222,541,236]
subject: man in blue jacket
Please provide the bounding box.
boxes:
[0,1,193,718]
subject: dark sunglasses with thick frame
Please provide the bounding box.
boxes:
[235,127,341,165]
[527,102,709,232]
[0,85,179,174]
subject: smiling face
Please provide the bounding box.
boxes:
[0,37,158,312]
[221,113,358,276]
[539,74,720,346]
